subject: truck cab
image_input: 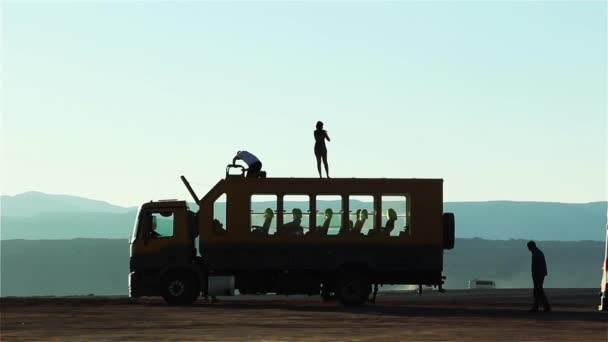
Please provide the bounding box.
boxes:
[129,200,201,304]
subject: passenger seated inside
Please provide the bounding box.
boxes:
[382,208,397,236]
[212,218,227,235]
[353,209,361,226]
[345,209,359,234]
[352,209,368,234]
[338,219,351,235]
[282,208,304,236]
[317,208,333,236]
[399,225,410,237]
[367,208,396,236]
[252,208,274,235]
[147,213,173,238]
[147,217,161,238]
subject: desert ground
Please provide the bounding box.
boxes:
[1,289,606,341]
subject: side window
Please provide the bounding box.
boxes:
[381,195,410,237]
[213,194,227,235]
[349,196,375,235]
[152,212,174,237]
[315,195,343,236]
[140,211,174,239]
[281,195,310,236]
[251,195,277,236]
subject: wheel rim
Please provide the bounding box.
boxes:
[168,280,185,297]
[342,281,362,300]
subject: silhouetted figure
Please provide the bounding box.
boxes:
[251,208,274,235]
[352,209,369,234]
[147,217,161,238]
[233,151,262,178]
[316,208,333,235]
[212,218,226,235]
[148,228,161,238]
[382,208,397,236]
[351,209,362,232]
[282,208,304,236]
[527,241,551,313]
[314,121,330,178]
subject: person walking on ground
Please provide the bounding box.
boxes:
[233,150,262,178]
[527,241,551,313]
[314,121,331,178]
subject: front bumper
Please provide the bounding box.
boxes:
[129,272,159,298]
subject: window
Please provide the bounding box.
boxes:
[381,195,410,237]
[152,212,174,237]
[250,195,277,235]
[281,195,310,236]
[213,194,227,235]
[315,195,343,236]
[349,196,375,235]
[139,211,174,239]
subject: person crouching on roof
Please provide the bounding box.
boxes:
[233,150,263,178]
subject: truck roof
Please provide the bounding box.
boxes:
[225,176,443,183]
[141,200,189,210]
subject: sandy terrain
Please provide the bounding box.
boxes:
[1,289,606,341]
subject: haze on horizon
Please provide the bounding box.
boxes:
[1,2,606,207]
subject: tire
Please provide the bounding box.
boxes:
[336,272,371,306]
[161,272,199,306]
[321,285,335,302]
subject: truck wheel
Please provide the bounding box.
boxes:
[161,272,199,306]
[321,290,335,302]
[336,272,371,306]
[321,282,335,302]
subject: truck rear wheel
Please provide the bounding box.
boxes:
[321,290,336,302]
[161,272,199,306]
[336,272,370,306]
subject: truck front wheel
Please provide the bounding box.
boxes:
[161,272,199,306]
[336,272,371,306]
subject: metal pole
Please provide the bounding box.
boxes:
[180,175,200,206]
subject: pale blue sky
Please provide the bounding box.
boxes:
[1,1,606,206]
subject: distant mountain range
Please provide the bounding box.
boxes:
[1,192,606,241]
[1,191,134,217]
[443,201,606,241]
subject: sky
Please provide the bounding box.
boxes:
[1,1,606,207]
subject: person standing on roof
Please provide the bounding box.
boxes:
[527,241,551,313]
[233,151,262,178]
[314,121,331,178]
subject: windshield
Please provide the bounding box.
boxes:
[130,206,142,243]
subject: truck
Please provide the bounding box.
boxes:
[129,168,455,306]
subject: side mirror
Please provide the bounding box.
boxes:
[188,211,199,238]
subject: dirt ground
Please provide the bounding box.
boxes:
[1,289,606,341]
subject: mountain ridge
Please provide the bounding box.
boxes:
[1,192,606,241]
[1,191,134,217]
[3,191,605,217]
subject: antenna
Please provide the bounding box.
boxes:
[180,175,200,206]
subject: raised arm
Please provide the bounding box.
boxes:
[325,131,331,142]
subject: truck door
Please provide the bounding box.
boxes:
[132,207,193,270]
